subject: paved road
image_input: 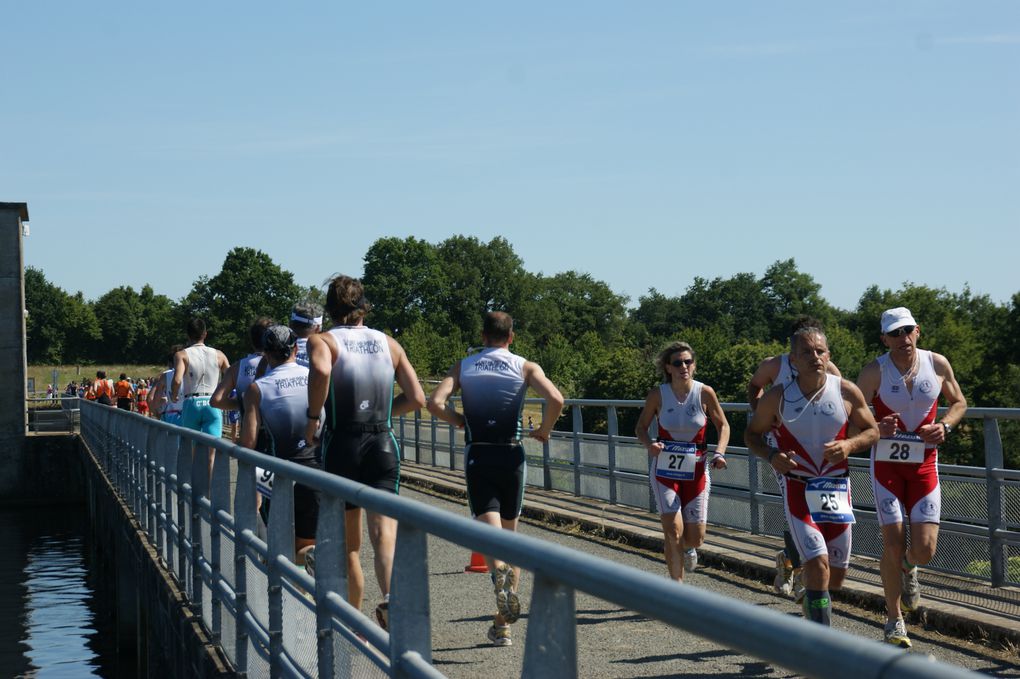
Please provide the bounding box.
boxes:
[349,486,1020,678]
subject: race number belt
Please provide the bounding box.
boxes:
[874,432,925,464]
[804,477,855,525]
[256,467,274,499]
[655,441,701,481]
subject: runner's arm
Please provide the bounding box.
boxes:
[746,356,779,411]
[634,387,664,456]
[524,361,564,442]
[702,385,730,469]
[210,363,240,410]
[823,380,879,464]
[240,384,262,450]
[426,363,464,428]
[389,337,426,418]
[305,333,333,444]
[922,353,967,445]
[744,387,797,473]
[171,351,186,402]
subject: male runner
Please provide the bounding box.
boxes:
[745,327,878,626]
[171,318,230,439]
[212,317,273,419]
[747,317,841,600]
[427,311,565,647]
[305,275,425,630]
[150,347,184,424]
[856,307,967,648]
[290,301,323,368]
[241,325,323,565]
[114,373,134,411]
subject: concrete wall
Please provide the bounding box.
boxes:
[0,434,86,505]
[0,203,29,501]
[81,435,235,678]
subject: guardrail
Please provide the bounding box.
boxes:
[78,399,977,679]
[397,401,1020,591]
[26,396,80,433]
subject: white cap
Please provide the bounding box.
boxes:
[881,307,917,334]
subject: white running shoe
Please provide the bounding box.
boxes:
[684,548,698,572]
[884,618,912,649]
[487,624,512,647]
[493,563,521,624]
[773,550,794,596]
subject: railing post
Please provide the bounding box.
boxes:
[267,477,295,679]
[190,437,208,614]
[315,494,349,679]
[748,448,761,536]
[522,572,577,678]
[983,416,1006,586]
[209,443,231,642]
[542,399,552,491]
[233,459,257,675]
[606,405,618,506]
[572,404,583,497]
[447,416,457,470]
[390,524,432,679]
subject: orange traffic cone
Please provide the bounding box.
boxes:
[464,551,489,573]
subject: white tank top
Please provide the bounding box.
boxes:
[656,381,706,443]
[183,344,221,396]
[459,347,528,444]
[873,349,939,433]
[295,337,310,367]
[235,353,262,398]
[162,369,183,414]
[774,353,796,388]
[325,326,395,427]
[774,374,848,478]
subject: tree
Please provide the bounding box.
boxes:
[24,267,101,364]
[93,286,144,363]
[759,259,834,341]
[178,248,302,360]
[362,236,445,337]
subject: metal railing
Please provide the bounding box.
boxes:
[398,401,1020,592]
[78,399,977,679]
[26,396,80,432]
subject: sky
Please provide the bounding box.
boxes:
[2,2,1017,312]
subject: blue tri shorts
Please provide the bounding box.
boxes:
[181,397,222,438]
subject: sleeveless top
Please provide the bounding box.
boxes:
[295,337,310,368]
[774,353,796,388]
[235,352,262,407]
[872,349,940,457]
[656,381,707,444]
[773,374,848,479]
[162,370,183,415]
[183,344,220,396]
[325,326,395,429]
[255,362,318,462]
[460,347,528,445]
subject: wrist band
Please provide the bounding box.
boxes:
[767,449,779,463]
[306,410,321,420]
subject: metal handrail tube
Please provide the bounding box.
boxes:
[324,592,390,651]
[80,400,980,678]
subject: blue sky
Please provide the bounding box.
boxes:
[3,2,1017,311]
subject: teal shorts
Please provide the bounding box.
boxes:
[181,397,222,438]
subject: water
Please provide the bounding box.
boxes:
[0,507,122,678]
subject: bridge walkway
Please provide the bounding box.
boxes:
[400,461,1020,647]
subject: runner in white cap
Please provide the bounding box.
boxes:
[289,300,323,368]
[856,307,967,648]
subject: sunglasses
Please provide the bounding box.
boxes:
[886,325,916,338]
[670,358,695,367]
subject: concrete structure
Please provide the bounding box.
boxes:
[0,202,29,498]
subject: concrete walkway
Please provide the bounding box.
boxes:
[401,461,1020,649]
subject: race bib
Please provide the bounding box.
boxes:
[874,432,925,464]
[256,467,274,498]
[655,441,700,481]
[805,477,855,524]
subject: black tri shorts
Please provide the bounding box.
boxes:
[465,443,526,521]
[322,428,400,510]
[292,457,322,540]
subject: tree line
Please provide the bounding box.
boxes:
[25,237,1020,466]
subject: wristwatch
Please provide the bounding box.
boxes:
[941,422,953,435]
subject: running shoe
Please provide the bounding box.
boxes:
[901,565,921,612]
[773,550,794,596]
[792,569,806,604]
[493,563,521,624]
[684,548,698,572]
[884,618,912,649]
[304,546,315,577]
[375,600,389,630]
[487,624,512,647]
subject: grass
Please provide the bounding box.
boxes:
[27,364,166,396]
